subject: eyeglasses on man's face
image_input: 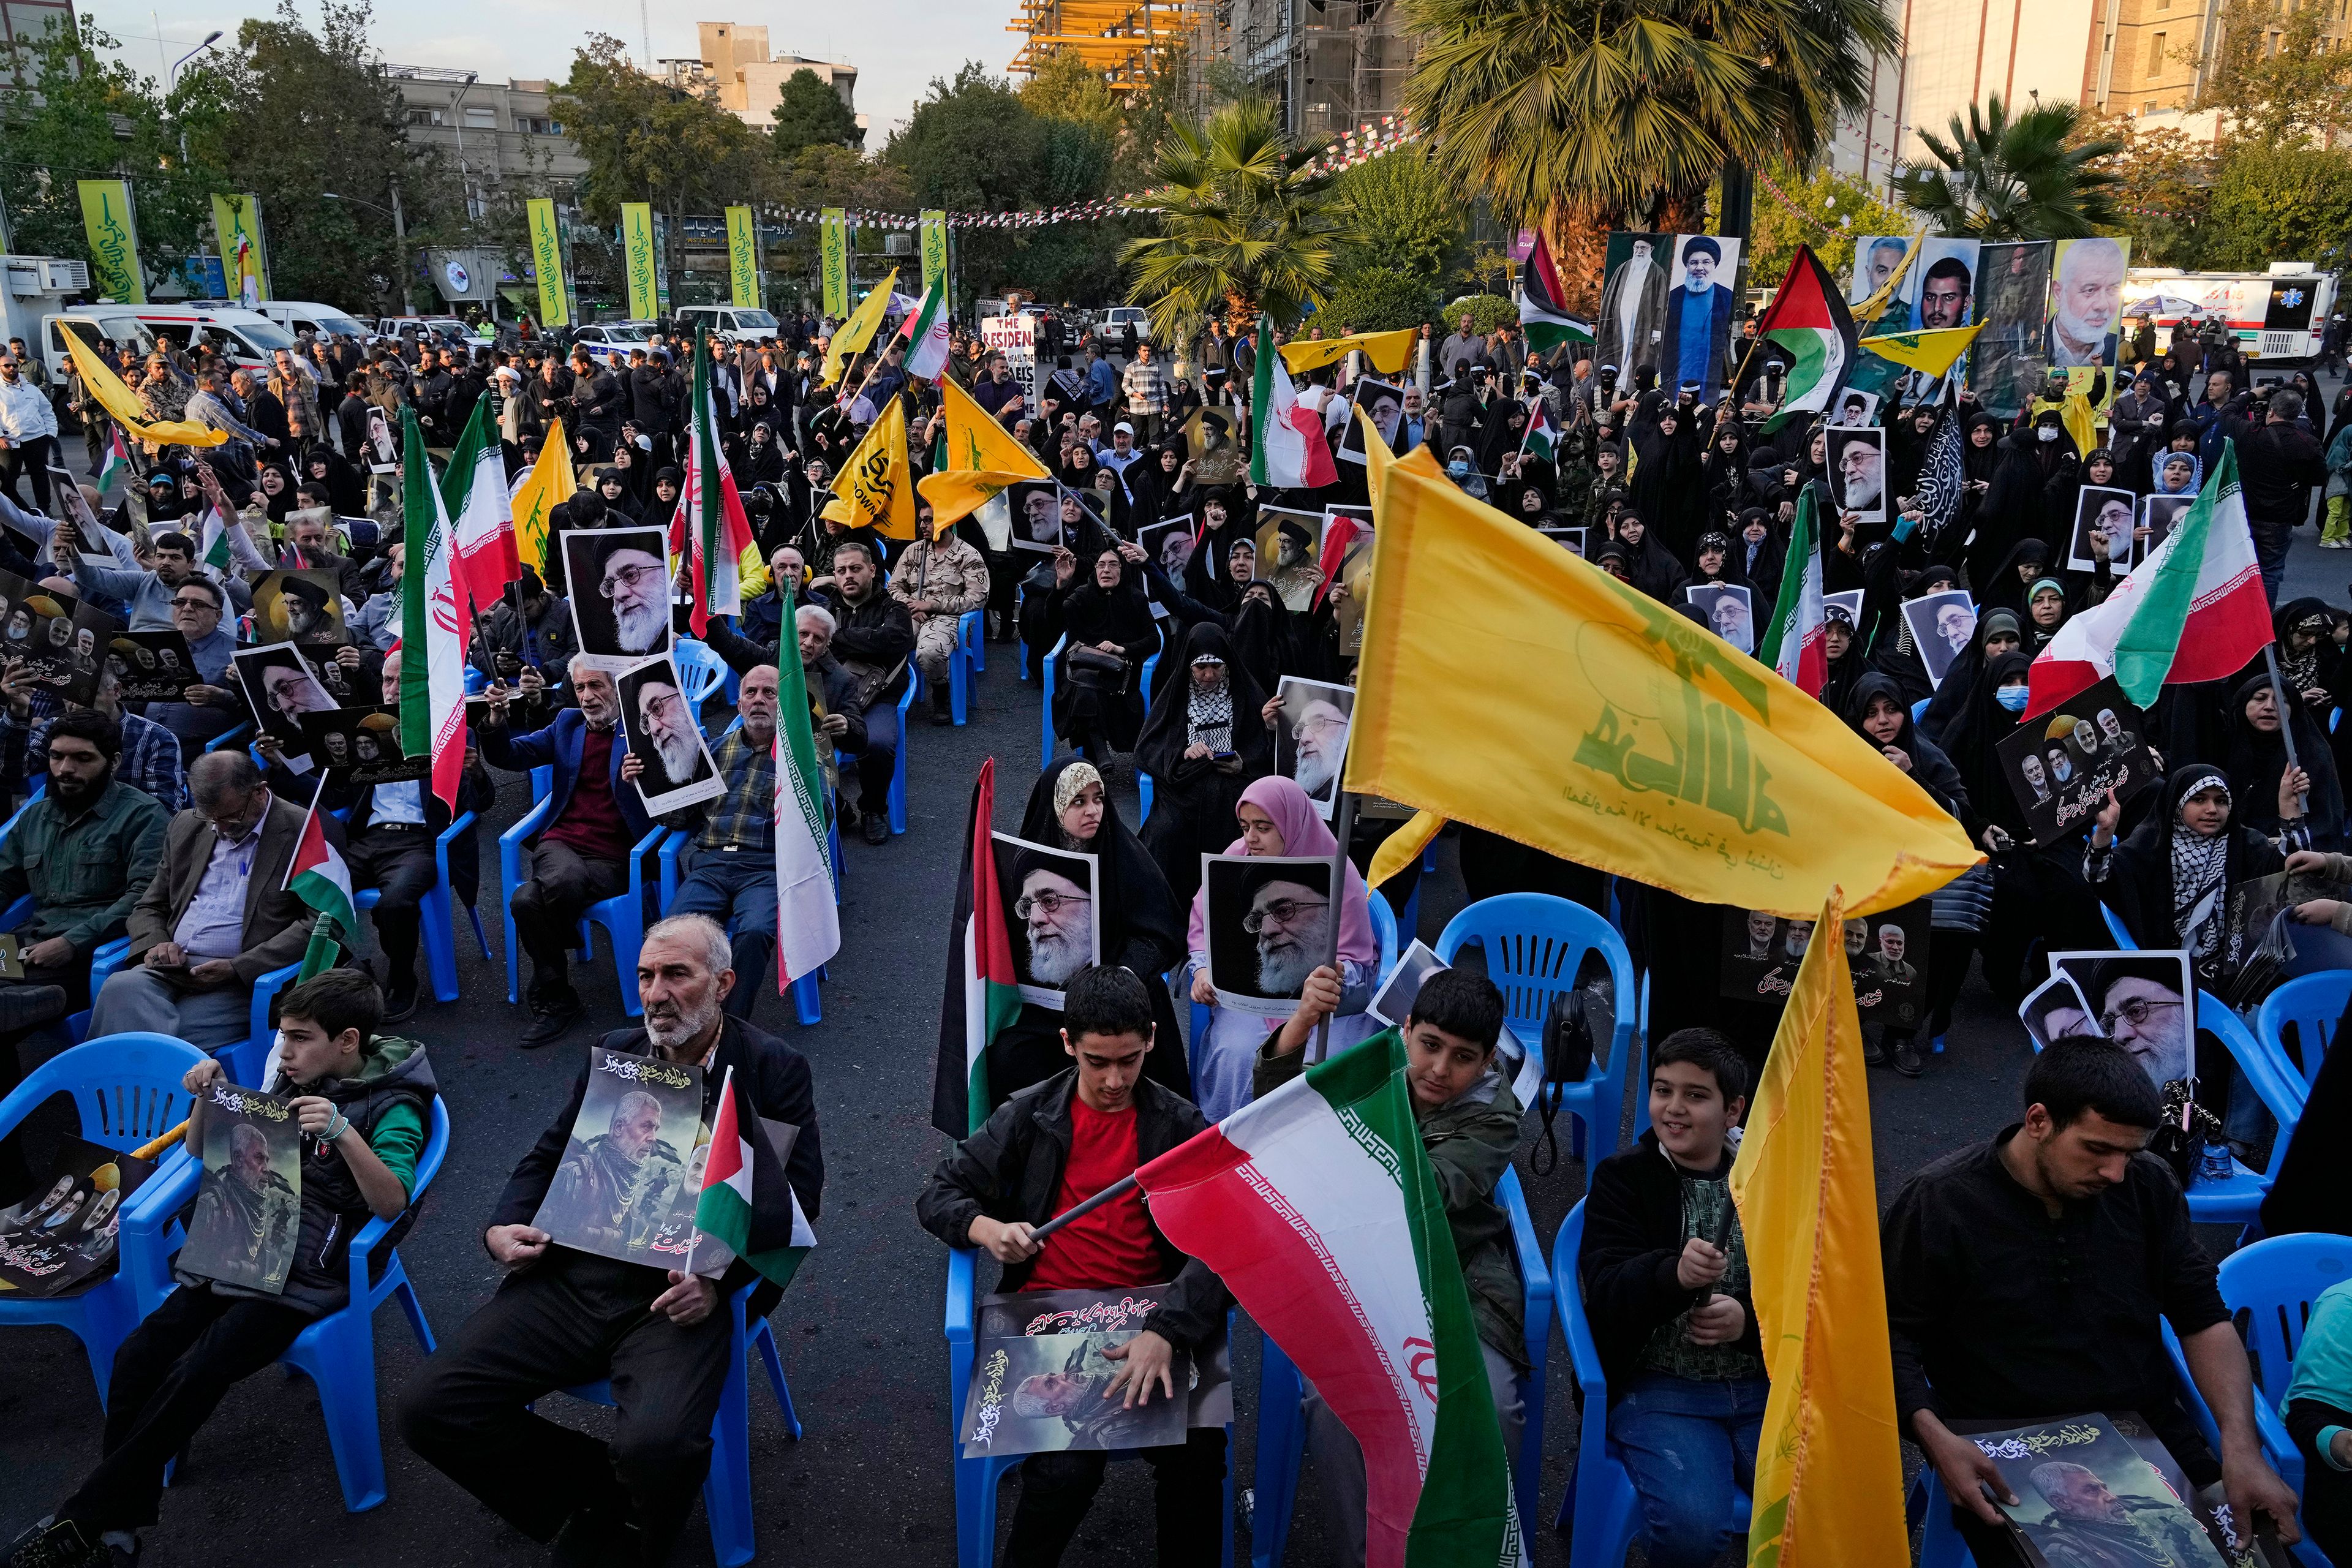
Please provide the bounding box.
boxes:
[1244,897,1329,934]
[1016,891,1090,921]
[598,560,663,600]
[2101,995,2180,1032]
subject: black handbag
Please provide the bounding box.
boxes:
[1065,644,1131,693]
[1529,987,1602,1176]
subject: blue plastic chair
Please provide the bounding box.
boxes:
[499,795,666,1014]
[657,829,824,1027]
[347,809,483,1006]
[1252,1167,1550,1568]
[2257,970,2351,1110]
[1907,1472,1983,1568]
[1436,894,1639,1165]
[1551,1200,1752,1566]
[1041,631,1159,767]
[959,606,986,675]
[1137,767,1153,824]
[836,680,914,837]
[1911,696,1931,723]
[552,1282,802,1567]
[0,888,127,1045]
[203,722,252,754]
[1367,888,1399,984]
[276,1096,450,1510]
[0,1035,206,1400]
[673,638,726,707]
[946,1248,1234,1568]
[2100,901,2138,949]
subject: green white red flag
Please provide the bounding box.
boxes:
[1134,1030,1526,1568]
[690,1065,816,1291]
[285,793,357,982]
[930,760,1023,1137]
[1759,485,1827,697]
[1754,245,1860,430]
[669,324,758,636]
[440,398,521,618]
[1252,314,1338,491]
[771,582,839,995]
[398,405,467,811]
[900,284,952,383]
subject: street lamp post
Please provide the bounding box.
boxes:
[168,31,223,168]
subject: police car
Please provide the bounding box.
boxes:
[570,320,660,369]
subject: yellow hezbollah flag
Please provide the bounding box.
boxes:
[1851,230,1924,325]
[1346,447,1979,916]
[1280,326,1419,377]
[1730,886,1910,1568]
[823,399,918,539]
[1859,322,1985,379]
[620,203,659,320]
[77,179,145,304]
[823,266,900,388]
[510,417,576,574]
[917,374,1051,526]
[57,323,225,448]
[526,197,570,328]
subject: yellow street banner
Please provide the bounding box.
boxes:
[57,323,224,447]
[1730,886,1910,1568]
[821,209,849,318]
[920,209,949,298]
[822,398,918,539]
[77,180,145,304]
[620,203,659,320]
[822,266,900,388]
[1858,322,1984,379]
[725,206,761,309]
[510,416,576,573]
[210,193,270,304]
[1345,447,1979,916]
[526,198,570,328]
[1280,326,1418,376]
[917,374,1051,526]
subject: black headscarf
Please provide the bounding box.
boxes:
[1844,670,1972,825]
[1940,649,2034,843]
[1136,621,1276,905]
[1612,514,1687,603]
[2222,671,2345,848]
[1227,584,1300,692]
[1980,538,2052,618]
[1019,755,1187,980]
[1921,608,2022,742]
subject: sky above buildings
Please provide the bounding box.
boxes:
[95,0,1008,143]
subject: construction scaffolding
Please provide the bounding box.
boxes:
[1006,1,1200,92]
[1186,0,1418,140]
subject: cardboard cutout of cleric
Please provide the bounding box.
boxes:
[1995,677,2161,847]
[562,526,674,668]
[1202,854,1336,1017]
[530,1046,707,1268]
[1825,426,1888,522]
[297,705,426,786]
[1272,676,1354,817]
[2048,949,2198,1089]
[251,568,347,647]
[1719,905,1929,1027]
[1338,379,1403,464]
[2067,484,2138,571]
[2018,971,2097,1049]
[2138,493,2192,564]
[109,629,197,703]
[989,832,1102,1008]
[1685,584,1755,655]
[1138,516,1197,583]
[616,655,724,814]
[1254,509,1325,611]
[1900,590,1977,689]
[232,640,336,763]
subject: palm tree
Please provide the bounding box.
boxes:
[1121,98,1354,346]
[1892,95,2124,239]
[1403,0,1898,310]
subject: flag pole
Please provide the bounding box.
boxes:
[1030,1172,1140,1240]
[1314,789,1362,1063]
[2263,644,2310,818]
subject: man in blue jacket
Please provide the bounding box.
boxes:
[478,656,652,1046]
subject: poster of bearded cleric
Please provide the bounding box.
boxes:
[1966,1409,2286,1567]
[251,568,347,647]
[991,834,1102,1008]
[1596,233,1742,401]
[178,1082,302,1295]
[1202,854,1338,1017]
[615,655,725,815]
[1996,679,2161,847]
[531,1047,709,1269]
[1719,905,1931,1028]
[1272,677,1354,818]
[563,526,674,670]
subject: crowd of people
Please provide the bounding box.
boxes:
[0,287,2348,1568]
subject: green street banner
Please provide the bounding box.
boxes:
[210,193,270,306]
[526,197,570,328]
[77,181,145,304]
[920,209,949,298]
[620,202,659,320]
[726,205,761,309]
[821,208,849,318]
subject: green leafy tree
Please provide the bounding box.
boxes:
[1443,293,1520,335]
[1334,146,1464,284]
[1746,159,1912,288]
[1121,98,1352,345]
[1320,266,1441,332]
[1892,94,2122,239]
[2196,0,2352,149]
[2078,114,2214,268]
[2202,143,2352,271]
[1402,0,1898,312]
[771,68,861,156]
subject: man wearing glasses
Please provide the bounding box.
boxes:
[142,574,244,759]
[1012,851,1093,989]
[587,537,669,658]
[2086,963,2190,1087]
[1246,875,1332,998]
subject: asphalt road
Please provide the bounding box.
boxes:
[2,400,2340,1565]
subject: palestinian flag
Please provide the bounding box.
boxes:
[771,582,839,995]
[1759,485,1827,698]
[1134,1030,1528,1568]
[691,1066,816,1290]
[98,427,130,496]
[399,406,468,811]
[286,794,357,982]
[440,399,520,619]
[1520,401,1561,462]
[670,324,758,636]
[900,284,952,383]
[1518,235,1594,353]
[2027,439,2273,718]
[198,502,237,573]
[1754,245,1859,430]
[930,760,1022,1137]
[1252,314,1338,491]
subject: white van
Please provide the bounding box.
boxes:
[192,298,372,343]
[673,304,782,344]
[39,303,296,381]
[36,306,157,382]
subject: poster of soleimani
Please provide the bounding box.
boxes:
[178,1082,302,1294]
[531,1047,709,1270]
[959,1283,1229,1458]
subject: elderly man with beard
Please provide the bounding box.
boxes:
[1246,870,1332,999]
[1016,852,1095,989]
[1283,696,1349,807]
[620,672,707,797]
[659,664,791,1017]
[480,657,654,1047]
[402,914,824,1568]
[592,536,672,660]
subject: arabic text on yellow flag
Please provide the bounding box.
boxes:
[58,323,225,448]
[1729,886,1910,1568]
[1859,322,1985,379]
[526,198,570,328]
[823,267,900,388]
[917,375,1052,526]
[1280,326,1419,377]
[1346,447,1980,916]
[823,399,918,540]
[510,417,575,573]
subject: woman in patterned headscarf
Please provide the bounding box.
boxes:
[2086,764,2282,982]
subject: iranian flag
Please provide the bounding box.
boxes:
[669,324,758,636]
[1759,484,1827,696]
[440,398,521,619]
[690,1066,816,1290]
[286,794,358,982]
[99,427,130,496]
[2026,439,2273,719]
[1252,314,1338,491]
[399,406,468,811]
[1754,245,1859,428]
[1517,234,1594,353]
[900,284,952,383]
[1135,1030,1526,1568]
[771,582,839,995]
[929,760,1022,1137]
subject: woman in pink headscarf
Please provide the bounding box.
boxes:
[1184,775,1382,1119]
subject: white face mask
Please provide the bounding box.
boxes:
[2038,426,2060,443]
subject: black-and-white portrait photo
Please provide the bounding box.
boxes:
[1272,677,1354,816]
[1138,516,1197,583]
[563,526,674,665]
[1686,584,1755,655]
[990,833,1102,1008]
[232,640,337,763]
[1831,388,1880,428]
[297,705,427,786]
[1202,854,1336,1017]
[2019,971,2097,1049]
[2048,949,2196,1088]
[1338,379,1403,463]
[2137,494,2192,564]
[616,655,723,813]
[1011,483,1066,554]
[1826,426,1888,521]
[2067,484,2139,572]
[1901,590,1977,689]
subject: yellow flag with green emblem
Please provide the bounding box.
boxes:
[822,399,918,540]
[823,268,900,388]
[916,375,1052,527]
[509,417,575,575]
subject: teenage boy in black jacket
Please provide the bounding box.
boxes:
[1579,1027,1765,1568]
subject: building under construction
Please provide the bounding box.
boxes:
[1005,1,1198,93]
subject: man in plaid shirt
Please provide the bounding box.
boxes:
[1120,341,1172,445]
[660,662,783,1021]
[0,657,188,810]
